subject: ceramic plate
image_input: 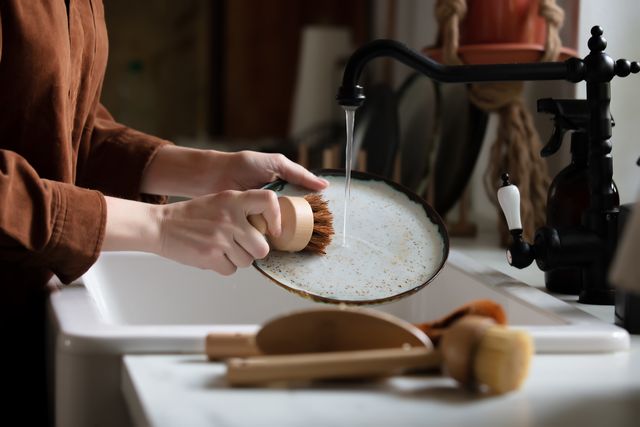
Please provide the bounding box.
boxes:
[253,170,449,305]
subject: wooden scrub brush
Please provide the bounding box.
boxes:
[222,303,533,394]
[416,300,530,393]
[439,315,533,394]
[249,194,334,255]
[224,315,533,394]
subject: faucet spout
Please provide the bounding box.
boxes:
[336,39,581,107]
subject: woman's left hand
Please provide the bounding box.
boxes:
[211,150,329,193]
[141,146,329,197]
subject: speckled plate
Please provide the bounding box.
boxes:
[253,169,449,305]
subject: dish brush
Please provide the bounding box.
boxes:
[440,315,534,394]
[225,315,533,394]
[249,194,334,255]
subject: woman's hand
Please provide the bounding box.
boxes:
[141,146,329,197]
[157,189,281,275]
[109,145,329,275]
[210,150,329,193]
[102,189,282,275]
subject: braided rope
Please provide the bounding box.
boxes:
[539,0,565,62]
[434,0,466,65]
[434,0,564,245]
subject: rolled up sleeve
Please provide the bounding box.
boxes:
[0,150,106,283]
[81,103,172,203]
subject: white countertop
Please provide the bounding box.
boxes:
[121,236,640,427]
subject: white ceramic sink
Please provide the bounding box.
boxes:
[48,248,629,427]
[54,249,629,354]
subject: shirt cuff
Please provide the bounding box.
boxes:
[83,127,172,204]
[36,181,106,284]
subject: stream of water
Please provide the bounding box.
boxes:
[342,106,357,246]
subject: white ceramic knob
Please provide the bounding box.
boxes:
[497,178,523,231]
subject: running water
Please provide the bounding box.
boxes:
[342,106,357,246]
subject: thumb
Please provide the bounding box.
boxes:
[273,156,329,191]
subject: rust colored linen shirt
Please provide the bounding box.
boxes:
[0,1,170,296]
[1,3,171,419]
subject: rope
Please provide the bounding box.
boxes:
[434,0,564,245]
[434,0,466,65]
[539,0,565,62]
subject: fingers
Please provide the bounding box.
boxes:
[271,154,329,191]
[214,190,275,274]
[213,222,269,274]
[224,241,255,269]
[234,226,270,260]
[243,189,282,237]
[210,252,237,276]
[217,227,268,275]
[158,189,282,276]
[211,234,266,275]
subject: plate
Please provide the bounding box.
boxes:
[253,170,449,305]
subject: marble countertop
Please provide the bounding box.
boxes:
[120,236,640,427]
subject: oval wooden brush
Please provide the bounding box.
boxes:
[206,299,506,359]
[440,315,533,394]
[249,194,334,255]
[225,315,533,394]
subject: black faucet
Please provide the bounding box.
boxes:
[337,26,639,305]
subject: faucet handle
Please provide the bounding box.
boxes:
[497,174,523,231]
[497,174,535,269]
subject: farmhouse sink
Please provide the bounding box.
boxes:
[53,249,629,354]
[48,248,629,427]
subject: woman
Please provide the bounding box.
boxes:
[0,2,327,424]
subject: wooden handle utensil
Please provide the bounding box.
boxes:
[226,346,440,385]
[205,306,431,360]
[225,316,534,394]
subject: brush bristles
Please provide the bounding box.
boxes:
[303,194,334,255]
[473,326,533,394]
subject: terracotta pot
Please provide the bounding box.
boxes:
[459,0,547,45]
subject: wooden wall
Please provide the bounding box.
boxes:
[217,0,370,139]
[101,0,370,142]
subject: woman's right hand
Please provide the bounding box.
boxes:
[102,189,282,275]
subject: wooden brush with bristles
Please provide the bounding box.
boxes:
[440,315,534,394]
[248,194,334,255]
[301,194,334,254]
[224,314,533,394]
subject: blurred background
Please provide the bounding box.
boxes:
[102,0,368,147]
[101,0,639,235]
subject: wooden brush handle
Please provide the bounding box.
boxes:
[247,214,268,234]
[205,331,260,360]
[226,347,441,385]
[248,196,313,252]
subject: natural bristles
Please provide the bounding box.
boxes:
[303,194,334,255]
[473,326,534,394]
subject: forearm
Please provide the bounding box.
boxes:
[102,196,163,253]
[140,145,225,198]
[101,190,277,276]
